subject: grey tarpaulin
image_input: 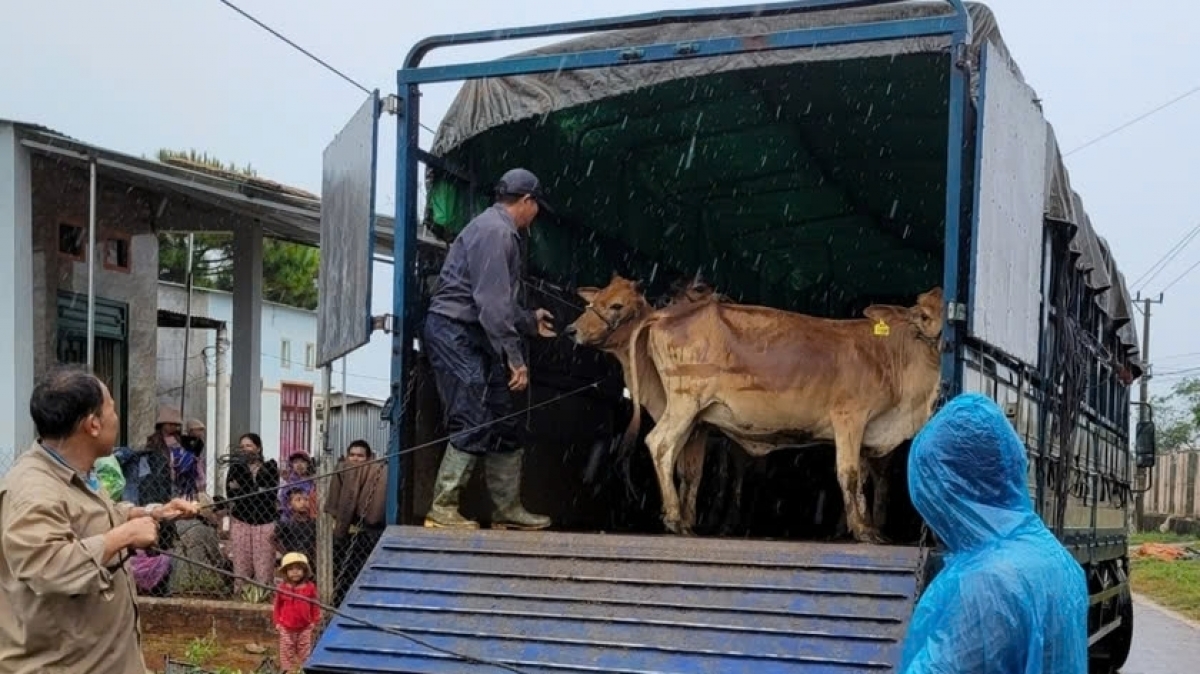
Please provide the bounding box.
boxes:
[428,0,1141,368]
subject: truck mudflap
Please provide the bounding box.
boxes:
[306,527,924,674]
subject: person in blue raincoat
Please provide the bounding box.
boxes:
[900,393,1088,674]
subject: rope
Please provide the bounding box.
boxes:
[205,380,603,512]
[151,548,530,674]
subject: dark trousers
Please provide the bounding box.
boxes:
[332,526,384,607]
[423,312,522,456]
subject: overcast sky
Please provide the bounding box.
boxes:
[3,0,1198,401]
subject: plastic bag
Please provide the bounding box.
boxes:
[93,455,126,502]
[899,393,1088,674]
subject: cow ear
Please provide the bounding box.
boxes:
[577,287,599,304]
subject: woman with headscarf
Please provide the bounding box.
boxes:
[225,432,279,596]
[139,406,200,504]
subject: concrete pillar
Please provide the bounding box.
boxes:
[214,323,230,494]
[230,223,263,440]
[0,124,35,469]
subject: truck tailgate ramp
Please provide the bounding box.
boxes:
[306,527,923,674]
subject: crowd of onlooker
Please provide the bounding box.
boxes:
[101,405,387,605]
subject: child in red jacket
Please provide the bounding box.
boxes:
[273,552,320,672]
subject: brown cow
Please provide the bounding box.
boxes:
[566,274,733,533]
[659,278,752,533]
[603,277,944,543]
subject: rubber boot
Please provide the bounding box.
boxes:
[423,445,480,529]
[486,449,551,530]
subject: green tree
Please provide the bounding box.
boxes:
[155,149,320,310]
[1150,377,1200,451]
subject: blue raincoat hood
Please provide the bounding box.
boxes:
[899,393,1089,674]
[908,392,1036,551]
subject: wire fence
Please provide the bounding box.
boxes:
[0,439,387,669]
[0,377,600,672]
[21,442,389,613]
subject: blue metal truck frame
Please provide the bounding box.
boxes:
[381,0,1139,668]
[387,0,973,523]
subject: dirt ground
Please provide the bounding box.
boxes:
[137,595,279,673]
[142,630,278,672]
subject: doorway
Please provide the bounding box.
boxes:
[280,382,314,462]
[56,291,129,445]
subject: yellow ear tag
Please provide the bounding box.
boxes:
[873,319,890,337]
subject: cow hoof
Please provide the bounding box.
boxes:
[663,517,686,535]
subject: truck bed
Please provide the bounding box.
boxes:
[306,527,924,673]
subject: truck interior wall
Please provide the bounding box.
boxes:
[425,53,950,316]
[407,53,951,543]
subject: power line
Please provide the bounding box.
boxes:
[1157,350,1200,362]
[212,0,438,136]
[1159,258,1200,295]
[158,347,394,383]
[214,0,371,96]
[1064,82,1200,157]
[1151,365,1200,381]
[1130,221,1200,291]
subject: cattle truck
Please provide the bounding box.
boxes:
[308,1,1159,672]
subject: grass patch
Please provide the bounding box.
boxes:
[1131,531,1197,546]
[1130,557,1200,621]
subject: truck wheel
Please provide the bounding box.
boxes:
[1091,590,1133,674]
[1107,592,1134,672]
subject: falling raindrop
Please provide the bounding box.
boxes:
[683,134,697,171]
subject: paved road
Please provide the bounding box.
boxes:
[1121,596,1200,673]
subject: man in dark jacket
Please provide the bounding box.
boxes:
[423,168,557,530]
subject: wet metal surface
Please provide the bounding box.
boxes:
[306,527,924,673]
[1122,596,1200,674]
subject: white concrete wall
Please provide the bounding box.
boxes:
[160,282,394,468]
[0,123,35,469]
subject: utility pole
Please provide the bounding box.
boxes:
[1134,292,1163,532]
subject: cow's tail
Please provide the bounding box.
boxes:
[621,318,653,455]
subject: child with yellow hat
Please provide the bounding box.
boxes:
[272,552,320,672]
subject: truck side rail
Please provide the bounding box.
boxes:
[400,0,971,83]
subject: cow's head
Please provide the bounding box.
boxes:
[862,286,944,345]
[912,287,944,340]
[565,273,651,349]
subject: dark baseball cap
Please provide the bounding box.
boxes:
[495,168,554,215]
